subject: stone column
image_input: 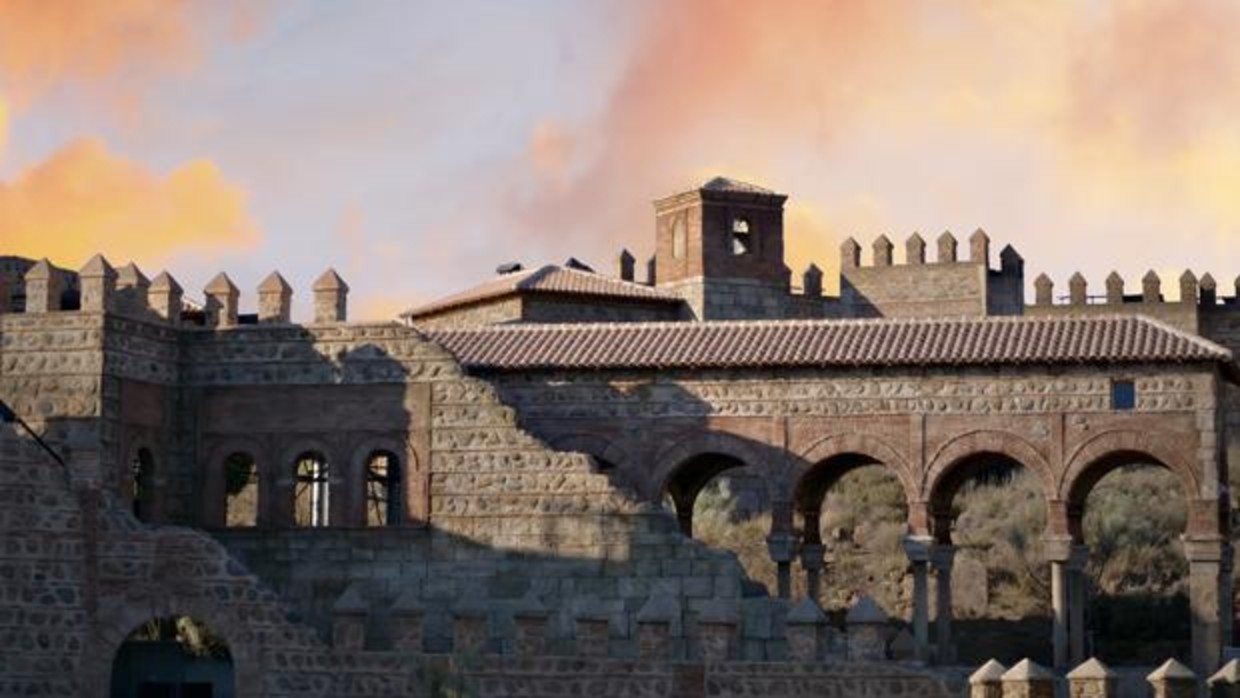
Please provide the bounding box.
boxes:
[1186,537,1228,676]
[1001,659,1056,698]
[903,535,933,662]
[1208,658,1240,698]
[1066,657,1117,698]
[767,533,798,599]
[1068,545,1089,665]
[1045,537,1072,670]
[786,598,827,662]
[969,659,1006,698]
[931,544,956,664]
[800,542,825,603]
[1147,659,1197,698]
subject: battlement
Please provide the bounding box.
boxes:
[838,230,1024,318]
[1,254,351,327]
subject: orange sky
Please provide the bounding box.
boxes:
[3,1,1240,317]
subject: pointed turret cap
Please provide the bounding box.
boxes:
[1002,659,1054,681]
[1069,271,1087,285]
[1201,272,1217,290]
[80,253,114,276]
[969,227,989,243]
[999,244,1022,263]
[1209,658,1240,685]
[150,271,183,292]
[205,272,238,294]
[25,258,53,279]
[845,595,887,624]
[969,659,1007,684]
[1147,658,1195,681]
[314,268,349,292]
[1034,273,1053,288]
[1106,271,1123,285]
[1067,657,1115,680]
[1143,269,1161,282]
[787,597,827,625]
[259,271,292,293]
[118,262,150,286]
[1180,269,1198,283]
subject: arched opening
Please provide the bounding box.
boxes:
[223,452,258,527]
[930,451,1048,665]
[110,615,234,698]
[131,448,155,522]
[1070,453,1189,665]
[364,450,402,527]
[793,454,909,612]
[663,452,771,595]
[293,451,331,527]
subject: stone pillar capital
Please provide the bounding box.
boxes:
[930,544,956,571]
[766,533,799,563]
[1067,544,1090,572]
[1043,535,1075,562]
[1183,535,1227,563]
[902,534,934,563]
[799,542,825,571]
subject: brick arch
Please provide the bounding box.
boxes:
[1060,429,1203,537]
[650,430,775,503]
[349,437,416,526]
[788,432,915,510]
[86,589,260,698]
[201,437,269,528]
[922,430,1057,541]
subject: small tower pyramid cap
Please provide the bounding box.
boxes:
[118,262,150,285]
[937,230,957,243]
[999,244,1022,262]
[907,231,925,245]
[1106,271,1123,284]
[1147,658,1195,681]
[969,659,1007,684]
[80,253,114,275]
[1066,657,1115,680]
[845,595,887,624]
[969,227,989,241]
[258,271,292,293]
[205,272,238,294]
[150,271,183,292]
[1143,269,1161,282]
[314,268,349,292]
[787,597,827,625]
[1034,273,1053,286]
[1001,658,1055,681]
[1180,269,1198,283]
[841,237,860,250]
[873,234,893,248]
[1201,272,1217,289]
[1209,658,1240,685]
[26,258,54,279]
[1069,271,1086,284]
[804,262,822,274]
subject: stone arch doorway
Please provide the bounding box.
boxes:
[110,615,234,698]
[661,451,752,538]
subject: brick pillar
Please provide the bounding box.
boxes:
[390,591,424,653]
[453,609,489,655]
[1147,659,1197,698]
[845,595,888,662]
[24,259,63,313]
[969,659,1006,698]
[1066,657,1117,698]
[1001,659,1056,698]
[636,595,679,660]
[696,600,738,661]
[331,587,367,651]
[574,615,609,658]
[257,271,293,323]
[149,272,183,324]
[78,254,116,312]
[1208,658,1240,697]
[786,597,827,662]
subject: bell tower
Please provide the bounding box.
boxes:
[652,177,791,319]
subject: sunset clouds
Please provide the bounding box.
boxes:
[0,0,260,269]
[3,1,1240,318]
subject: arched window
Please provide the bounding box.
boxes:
[224,452,258,527]
[731,218,752,255]
[294,452,330,527]
[365,450,402,527]
[131,448,155,522]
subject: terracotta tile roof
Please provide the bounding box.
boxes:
[402,265,682,319]
[425,315,1235,372]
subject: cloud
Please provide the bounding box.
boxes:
[0,137,258,268]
